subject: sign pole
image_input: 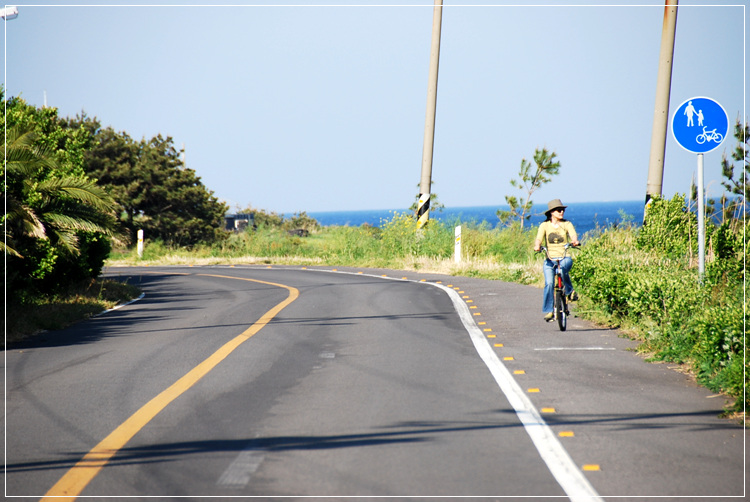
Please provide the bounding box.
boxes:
[671,96,728,284]
[697,153,705,280]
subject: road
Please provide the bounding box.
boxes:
[4,265,746,500]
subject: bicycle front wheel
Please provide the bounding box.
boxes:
[555,290,567,331]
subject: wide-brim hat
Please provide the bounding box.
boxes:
[545,199,568,216]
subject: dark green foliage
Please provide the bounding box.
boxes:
[571,195,747,410]
[721,119,749,200]
[78,119,228,247]
[2,92,119,301]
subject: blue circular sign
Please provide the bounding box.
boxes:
[672,97,729,154]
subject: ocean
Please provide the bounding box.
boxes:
[309,200,644,236]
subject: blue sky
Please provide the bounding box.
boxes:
[3,1,746,214]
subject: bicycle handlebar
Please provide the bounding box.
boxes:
[537,243,580,260]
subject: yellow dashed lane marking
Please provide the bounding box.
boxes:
[583,465,601,471]
[559,431,575,437]
[527,388,541,393]
[42,274,300,501]
[541,407,556,413]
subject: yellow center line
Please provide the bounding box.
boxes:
[41,273,299,501]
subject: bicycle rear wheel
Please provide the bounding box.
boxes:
[555,289,567,331]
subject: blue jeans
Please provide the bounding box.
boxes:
[543,257,574,313]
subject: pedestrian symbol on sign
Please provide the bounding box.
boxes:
[684,100,697,127]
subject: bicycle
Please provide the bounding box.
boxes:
[695,126,724,145]
[539,244,578,332]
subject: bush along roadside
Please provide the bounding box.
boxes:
[571,194,747,412]
[5,278,142,346]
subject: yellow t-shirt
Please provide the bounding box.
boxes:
[536,220,577,259]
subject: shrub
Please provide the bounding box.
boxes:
[571,196,747,410]
[637,194,697,259]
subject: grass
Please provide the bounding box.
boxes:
[107,216,545,286]
[5,279,142,346]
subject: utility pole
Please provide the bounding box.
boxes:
[417,0,443,230]
[645,0,678,212]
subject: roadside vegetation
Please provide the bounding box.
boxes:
[3,91,224,343]
[4,90,746,415]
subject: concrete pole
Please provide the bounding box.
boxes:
[417,0,443,229]
[645,0,678,211]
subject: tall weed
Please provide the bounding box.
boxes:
[572,195,747,411]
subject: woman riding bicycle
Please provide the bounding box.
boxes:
[533,199,580,322]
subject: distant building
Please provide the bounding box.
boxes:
[224,213,255,232]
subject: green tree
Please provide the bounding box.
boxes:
[2,123,119,296]
[497,148,560,228]
[720,117,749,220]
[79,120,228,247]
[4,94,91,178]
[2,126,58,258]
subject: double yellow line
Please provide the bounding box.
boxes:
[41,273,299,501]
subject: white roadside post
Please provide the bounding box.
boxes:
[137,229,144,258]
[454,225,461,264]
[671,96,729,282]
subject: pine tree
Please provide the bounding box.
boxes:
[497,148,560,228]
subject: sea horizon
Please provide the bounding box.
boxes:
[308,200,645,236]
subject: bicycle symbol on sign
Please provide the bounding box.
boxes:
[695,126,724,145]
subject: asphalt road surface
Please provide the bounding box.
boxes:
[4,265,746,500]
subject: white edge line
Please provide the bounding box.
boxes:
[535,347,616,351]
[93,292,145,317]
[313,269,603,502]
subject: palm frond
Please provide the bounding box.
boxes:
[42,213,115,236]
[46,227,80,255]
[0,241,24,258]
[37,177,117,212]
